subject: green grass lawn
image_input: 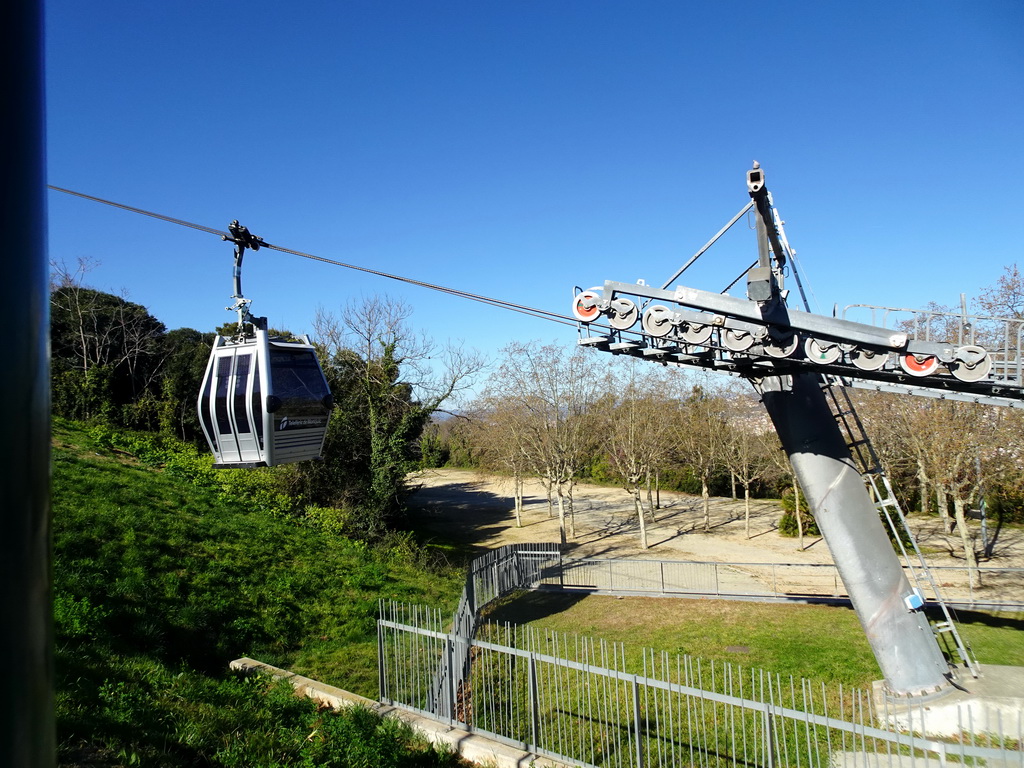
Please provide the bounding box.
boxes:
[52,419,465,766]
[481,591,1024,689]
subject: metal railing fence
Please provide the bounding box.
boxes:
[429,543,560,720]
[379,602,1023,768]
[543,557,1024,610]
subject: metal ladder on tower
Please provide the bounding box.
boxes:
[819,374,981,680]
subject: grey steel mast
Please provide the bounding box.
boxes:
[572,164,1023,697]
[746,167,949,696]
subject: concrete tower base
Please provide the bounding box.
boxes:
[873,666,1024,739]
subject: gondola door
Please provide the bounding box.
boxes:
[199,338,267,467]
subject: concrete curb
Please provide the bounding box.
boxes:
[229,658,574,768]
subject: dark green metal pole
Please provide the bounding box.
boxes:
[1,0,55,765]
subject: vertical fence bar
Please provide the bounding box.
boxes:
[632,675,643,768]
[377,604,385,702]
[446,634,455,724]
[528,652,538,752]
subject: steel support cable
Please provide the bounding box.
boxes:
[258,240,581,328]
[48,185,228,237]
[660,201,754,290]
[47,184,580,328]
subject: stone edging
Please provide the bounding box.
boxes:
[229,657,573,768]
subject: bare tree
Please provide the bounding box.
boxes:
[480,341,603,546]
[668,376,729,533]
[468,395,535,527]
[976,263,1023,319]
[871,396,1008,586]
[600,360,675,550]
[49,258,168,419]
[310,296,484,525]
[720,387,779,539]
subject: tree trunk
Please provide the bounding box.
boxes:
[936,485,952,534]
[554,482,567,545]
[795,477,804,552]
[645,473,655,522]
[634,487,648,550]
[567,483,576,539]
[513,474,523,528]
[744,485,751,539]
[731,471,737,500]
[917,463,930,515]
[702,477,711,532]
[952,496,980,589]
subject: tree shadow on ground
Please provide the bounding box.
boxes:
[406,480,521,555]
[480,590,590,625]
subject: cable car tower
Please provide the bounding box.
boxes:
[197,221,333,468]
[572,165,1024,700]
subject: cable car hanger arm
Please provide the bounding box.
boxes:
[221,220,266,334]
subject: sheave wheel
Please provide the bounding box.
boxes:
[572,290,601,322]
[723,328,755,351]
[899,353,940,377]
[608,298,639,330]
[850,347,888,371]
[681,323,714,346]
[950,346,992,382]
[642,305,674,338]
[805,338,841,365]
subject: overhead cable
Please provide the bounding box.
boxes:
[48,185,580,329]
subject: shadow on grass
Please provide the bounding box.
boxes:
[938,608,1024,631]
[480,590,590,625]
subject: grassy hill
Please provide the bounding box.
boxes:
[52,419,464,766]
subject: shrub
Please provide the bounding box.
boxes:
[988,486,1024,525]
[778,486,820,537]
[304,504,359,536]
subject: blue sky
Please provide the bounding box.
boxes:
[45,1,1023,375]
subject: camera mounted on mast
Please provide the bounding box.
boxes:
[745,161,787,304]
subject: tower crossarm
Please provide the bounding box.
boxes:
[573,279,1024,407]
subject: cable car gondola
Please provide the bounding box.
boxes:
[198,318,333,467]
[197,221,333,468]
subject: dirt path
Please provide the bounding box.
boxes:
[408,468,1024,602]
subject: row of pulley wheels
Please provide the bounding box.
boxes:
[572,291,993,383]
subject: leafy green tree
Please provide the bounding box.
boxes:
[301,297,483,536]
[50,259,167,424]
[157,327,215,443]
